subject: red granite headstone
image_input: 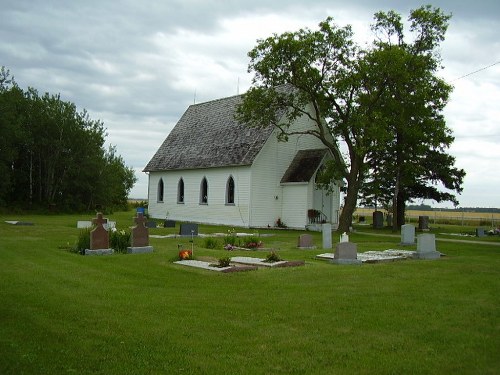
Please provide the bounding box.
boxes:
[90,212,109,250]
[131,212,149,247]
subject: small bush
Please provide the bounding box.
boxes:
[223,229,240,247]
[72,228,91,254]
[203,237,219,249]
[265,251,282,263]
[243,236,263,249]
[110,229,131,253]
[275,218,287,228]
[211,257,231,268]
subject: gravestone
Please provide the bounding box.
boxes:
[77,220,92,229]
[340,232,349,243]
[146,221,157,228]
[401,224,415,245]
[415,233,440,259]
[164,219,176,228]
[331,242,361,265]
[127,212,153,254]
[85,213,113,255]
[373,211,384,229]
[418,216,430,231]
[298,234,315,249]
[359,216,365,223]
[180,223,198,237]
[104,221,116,231]
[475,227,485,237]
[322,223,332,249]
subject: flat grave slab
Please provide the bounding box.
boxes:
[316,249,417,263]
[5,220,34,226]
[230,256,305,268]
[174,259,257,273]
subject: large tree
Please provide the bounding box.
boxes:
[237,6,463,232]
[0,68,137,211]
[360,7,465,229]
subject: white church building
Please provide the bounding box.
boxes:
[143,92,341,229]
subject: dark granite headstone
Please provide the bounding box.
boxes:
[297,234,314,248]
[131,212,149,247]
[476,227,485,237]
[164,219,176,228]
[373,211,384,229]
[358,216,365,223]
[418,216,429,230]
[146,221,157,228]
[90,212,109,250]
[179,223,198,237]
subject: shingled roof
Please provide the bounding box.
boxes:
[280,149,328,183]
[143,94,276,172]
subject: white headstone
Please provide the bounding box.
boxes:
[77,221,92,229]
[401,224,415,245]
[340,232,349,243]
[416,233,440,259]
[322,223,332,249]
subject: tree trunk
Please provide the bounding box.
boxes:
[338,161,362,233]
[396,192,405,227]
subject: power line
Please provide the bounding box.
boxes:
[452,60,500,82]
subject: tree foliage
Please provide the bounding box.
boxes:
[0,68,137,211]
[237,6,464,232]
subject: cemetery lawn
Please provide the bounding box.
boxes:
[0,211,499,374]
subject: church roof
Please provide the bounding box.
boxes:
[143,94,276,172]
[280,149,328,183]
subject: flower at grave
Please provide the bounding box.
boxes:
[179,250,193,260]
[245,241,263,249]
[224,244,235,251]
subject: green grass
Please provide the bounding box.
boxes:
[0,210,499,374]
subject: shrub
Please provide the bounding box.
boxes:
[265,251,282,263]
[275,218,287,228]
[223,229,240,247]
[203,237,219,249]
[211,257,231,268]
[72,228,91,254]
[110,229,131,253]
[243,236,263,249]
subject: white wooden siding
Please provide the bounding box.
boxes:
[147,166,251,227]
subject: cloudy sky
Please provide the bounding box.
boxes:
[1,0,499,208]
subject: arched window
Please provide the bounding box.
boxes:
[200,177,208,204]
[157,178,164,202]
[226,176,235,204]
[177,178,184,203]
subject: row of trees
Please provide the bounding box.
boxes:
[0,67,136,212]
[237,5,465,232]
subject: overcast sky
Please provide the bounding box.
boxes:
[1,0,499,208]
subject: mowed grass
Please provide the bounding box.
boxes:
[0,211,499,374]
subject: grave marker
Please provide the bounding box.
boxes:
[401,224,415,245]
[297,234,315,249]
[85,212,113,255]
[127,212,153,254]
[418,215,430,231]
[322,223,332,249]
[415,233,440,259]
[180,223,199,237]
[331,242,361,265]
[373,211,384,229]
